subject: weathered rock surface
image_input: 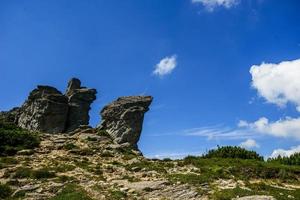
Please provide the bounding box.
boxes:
[1,78,96,133]
[99,96,153,148]
[65,78,97,132]
[17,86,69,133]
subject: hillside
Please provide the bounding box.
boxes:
[1,123,300,200]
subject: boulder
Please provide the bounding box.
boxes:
[17,86,69,133]
[99,96,153,149]
[65,78,97,132]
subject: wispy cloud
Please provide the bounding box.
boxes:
[182,125,258,140]
[153,55,177,77]
[192,0,240,12]
[148,124,259,140]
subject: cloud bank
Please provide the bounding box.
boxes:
[250,58,300,111]
[238,117,300,140]
[270,145,300,158]
[192,0,239,11]
[153,55,177,77]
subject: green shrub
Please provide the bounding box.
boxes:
[0,121,40,156]
[203,146,263,161]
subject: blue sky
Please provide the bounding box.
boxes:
[1,0,300,159]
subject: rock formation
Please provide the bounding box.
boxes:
[1,78,96,133]
[65,78,97,132]
[17,86,69,133]
[99,96,153,148]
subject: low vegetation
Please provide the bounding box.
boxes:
[0,120,40,156]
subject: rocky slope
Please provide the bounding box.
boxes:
[1,126,300,200]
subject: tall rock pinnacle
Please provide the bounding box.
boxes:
[99,96,153,149]
[65,78,97,132]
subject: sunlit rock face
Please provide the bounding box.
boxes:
[99,96,153,149]
[2,78,97,134]
[17,86,69,133]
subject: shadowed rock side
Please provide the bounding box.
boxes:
[65,78,97,132]
[99,96,153,149]
[17,86,69,133]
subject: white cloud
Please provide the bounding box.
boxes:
[250,58,300,111]
[270,145,300,158]
[239,117,300,140]
[239,139,259,149]
[153,55,177,77]
[192,0,239,11]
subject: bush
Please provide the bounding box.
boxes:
[0,120,40,156]
[203,146,263,161]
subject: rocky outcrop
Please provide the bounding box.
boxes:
[99,96,153,148]
[1,78,96,133]
[17,86,69,133]
[65,78,97,132]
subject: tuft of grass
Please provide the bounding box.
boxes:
[50,184,93,200]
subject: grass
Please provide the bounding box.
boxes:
[0,120,40,156]
[50,184,93,200]
[13,167,56,179]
